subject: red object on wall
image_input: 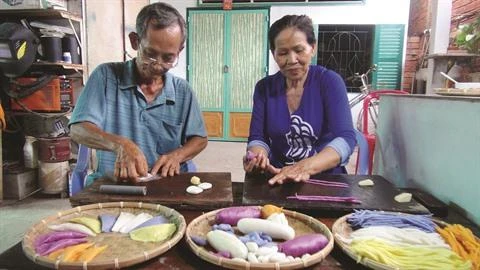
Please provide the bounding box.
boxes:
[10,77,74,112]
[223,0,232,10]
[37,136,71,163]
[59,76,74,110]
[10,77,61,112]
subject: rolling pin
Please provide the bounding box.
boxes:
[99,185,147,196]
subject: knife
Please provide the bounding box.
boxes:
[104,172,162,183]
[137,173,162,182]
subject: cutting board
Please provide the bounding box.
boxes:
[242,174,430,215]
[70,172,233,210]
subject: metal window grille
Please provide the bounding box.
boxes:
[317,25,374,92]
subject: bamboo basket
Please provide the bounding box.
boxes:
[332,212,457,270]
[185,206,334,270]
[332,214,395,270]
[22,202,186,270]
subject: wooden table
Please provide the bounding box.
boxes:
[0,212,366,269]
[70,172,233,209]
[0,182,367,269]
[1,182,478,269]
[243,174,430,215]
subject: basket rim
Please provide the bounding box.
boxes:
[332,211,460,270]
[185,206,335,270]
[22,201,186,269]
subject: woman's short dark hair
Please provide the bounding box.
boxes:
[268,15,316,53]
[136,2,186,44]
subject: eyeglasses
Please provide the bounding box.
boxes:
[138,44,179,68]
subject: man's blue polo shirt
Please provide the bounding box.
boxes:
[69,59,207,174]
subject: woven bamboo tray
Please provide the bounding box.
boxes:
[332,212,453,270]
[185,206,334,270]
[22,202,186,270]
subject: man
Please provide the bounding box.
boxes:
[69,2,207,183]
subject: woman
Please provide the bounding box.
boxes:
[244,15,355,185]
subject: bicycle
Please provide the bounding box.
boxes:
[348,65,409,134]
[347,65,409,174]
[348,64,377,109]
[347,65,378,134]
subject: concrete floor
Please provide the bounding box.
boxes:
[0,141,358,254]
[0,196,72,254]
[193,141,247,182]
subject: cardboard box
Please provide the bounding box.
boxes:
[0,0,67,10]
[3,168,38,200]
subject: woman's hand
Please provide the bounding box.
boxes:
[267,159,313,185]
[114,138,148,182]
[243,147,270,173]
[267,147,342,185]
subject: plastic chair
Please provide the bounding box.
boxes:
[361,90,408,174]
[354,129,369,175]
[186,160,197,172]
[69,144,90,196]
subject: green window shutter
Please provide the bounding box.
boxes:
[372,24,405,90]
[188,11,225,109]
[229,11,268,110]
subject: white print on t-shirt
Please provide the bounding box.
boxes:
[285,115,317,163]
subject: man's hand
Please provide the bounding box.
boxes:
[114,138,148,183]
[151,151,183,177]
[149,136,207,178]
[70,122,148,183]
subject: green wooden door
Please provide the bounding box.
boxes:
[372,24,405,90]
[187,9,268,141]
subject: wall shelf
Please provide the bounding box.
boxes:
[0,2,86,202]
[427,52,479,59]
[28,62,84,75]
[32,62,83,70]
[0,7,87,79]
[0,9,81,22]
[426,51,479,94]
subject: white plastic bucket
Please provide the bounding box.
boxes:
[38,161,69,194]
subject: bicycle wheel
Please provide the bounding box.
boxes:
[356,100,378,135]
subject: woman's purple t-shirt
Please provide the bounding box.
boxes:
[248,65,355,174]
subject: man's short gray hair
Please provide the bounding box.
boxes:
[136,2,186,44]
